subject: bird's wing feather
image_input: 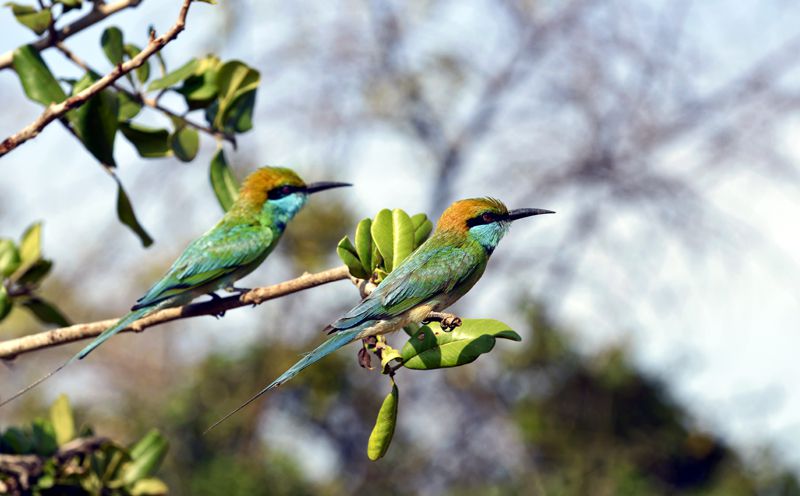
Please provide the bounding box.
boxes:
[330,242,482,330]
[133,223,273,309]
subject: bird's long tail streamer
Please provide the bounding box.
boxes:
[0,307,151,408]
[205,327,363,433]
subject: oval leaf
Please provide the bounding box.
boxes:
[209,148,239,212]
[391,209,414,269]
[124,430,168,484]
[22,297,70,327]
[124,43,150,83]
[400,319,521,370]
[0,238,21,277]
[367,382,398,461]
[12,44,67,106]
[19,221,41,263]
[49,394,75,445]
[411,213,433,247]
[170,126,199,162]
[101,26,124,66]
[69,73,119,166]
[115,178,154,247]
[354,218,373,277]
[118,91,143,121]
[6,3,52,35]
[371,209,393,271]
[120,122,170,158]
[337,236,368,279]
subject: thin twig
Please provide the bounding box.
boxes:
[0,0,193,157]
[0,266,351,360]
[55,42,236,147]
[0,0,144,71]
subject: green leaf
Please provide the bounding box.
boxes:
[120,122,170,158]
[11,44,67,106]
[209,147,239,212]
[54,0,81,11]
[49,395,75,445]
[124,44,150,83]
[367,382,398,461]
[391,209,414,269]
[400,319,521,370]
[354,218,372,276]
[101,26,124,66]
[411,213,433,247]
[130,478,169,496]
[371,209,393,271]
[15,258,52,285]
[213,60,259,132]
[0,285,11,321]
[0,238,21,277]
[179,71,218,110]
[31,418,58,456]
[337,236,368,279]
[18,221,41,263]
[170,126,199,162]
[147,58,198,91]
[118,91,142,121]
[70,73,119,166]
[123,430,168,484]
[2,427,32,453]
[22,297,70,326]
[115,178,153,247]
[5,3,52,35]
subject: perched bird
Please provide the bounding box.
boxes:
[0,167,350,407]
[207,197,553,431]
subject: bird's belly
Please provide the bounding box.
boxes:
[356,303,435,339]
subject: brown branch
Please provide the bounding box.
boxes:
[0,0,144,71]
[0,0,193,157]
[0,266,351,360]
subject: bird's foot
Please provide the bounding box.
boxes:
[206,293,226,318]
[423,312,462,332]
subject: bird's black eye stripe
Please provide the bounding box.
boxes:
[466,211,502,227]
[268,185,303,200]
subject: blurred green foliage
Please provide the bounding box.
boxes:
[0,395,169,495]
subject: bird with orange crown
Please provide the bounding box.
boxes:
[208,197,554,430]
[0,167,350,407]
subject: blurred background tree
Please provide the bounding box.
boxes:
[2,0,800,494]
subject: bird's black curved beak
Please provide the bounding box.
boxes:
[305,181,352,194]
[506,208,555,221]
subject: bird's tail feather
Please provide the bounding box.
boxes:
[0,307,152,409]
[205,327,363,433]
[75,307,151,361]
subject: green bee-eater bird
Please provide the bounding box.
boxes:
[208,197,554,430]
[0,167,350,407]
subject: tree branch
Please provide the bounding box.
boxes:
[0,0,192,157]
[0,0,144,71]
[0,266,351,360]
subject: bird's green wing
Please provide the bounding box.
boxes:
[330,240,485,330]
[133,222,273,309]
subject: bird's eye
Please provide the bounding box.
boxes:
[282,185,292,195]
[482,213,495,223]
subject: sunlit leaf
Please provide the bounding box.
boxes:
[147,58,198,91]
[209,147,239,212]
[18,221,41,263]
[130,478,169,496]
[123,430,168,484]
[354,218,372,276]
[101,26,124,66]
[115,178,153,247]
[212,60,259,132]
[367,382,398,461]
[0,238,21,277]
[49,395,75,445]
[401,319,521,370]
[411,213,433,247]
[22,297,70,326]
[170,126,199,162]
[391,209,414,269]
[5,2,52,35]
[11,44,67,106]
[371,209,393,271]
[120,122,170,158]
[337,236,368,279]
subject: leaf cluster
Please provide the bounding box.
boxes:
[0,395,169,495]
